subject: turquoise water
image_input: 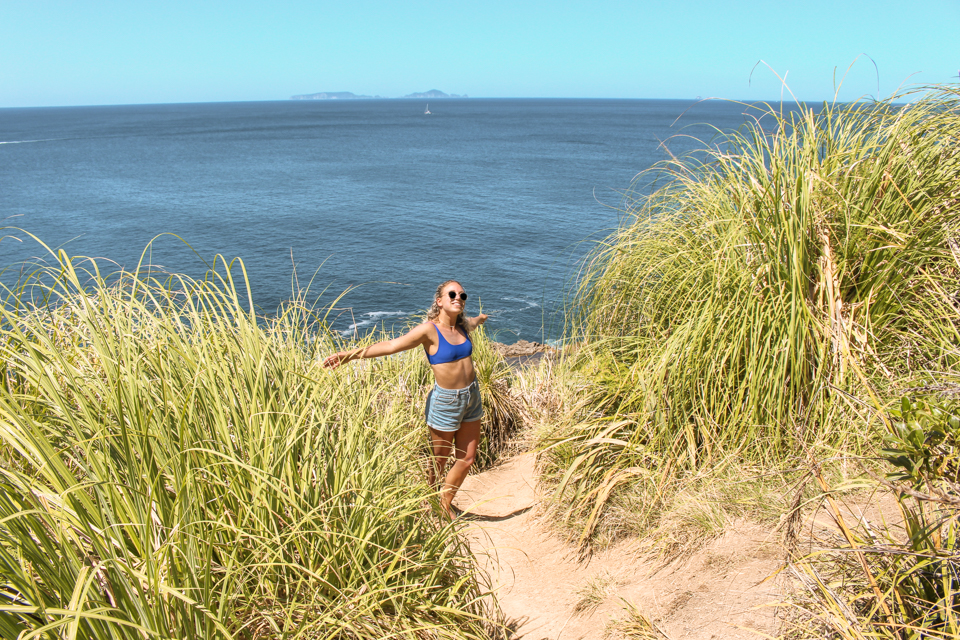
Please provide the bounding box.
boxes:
[0,99,752,342]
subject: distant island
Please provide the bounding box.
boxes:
[290,89,466,100]
[290,92,382,100]
[400,90,466,99]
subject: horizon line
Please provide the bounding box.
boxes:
[2,95,881,110]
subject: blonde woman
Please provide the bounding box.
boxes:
[323,280,488,518]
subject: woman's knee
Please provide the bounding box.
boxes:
[456,448,477,468]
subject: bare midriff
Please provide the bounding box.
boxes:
[429,358,476,390]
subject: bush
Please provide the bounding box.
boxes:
[785,396,960,639]
[546,86,960,548]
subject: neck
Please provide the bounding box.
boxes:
[436,311,459,329]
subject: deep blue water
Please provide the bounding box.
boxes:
[0,99,753,342]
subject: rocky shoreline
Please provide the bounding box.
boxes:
[489,339,551,357]
[490,339,554,368]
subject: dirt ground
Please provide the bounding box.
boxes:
[453,454,785,640]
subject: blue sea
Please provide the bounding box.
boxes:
[0,99,753,343]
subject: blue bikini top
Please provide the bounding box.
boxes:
[427,322,473,365]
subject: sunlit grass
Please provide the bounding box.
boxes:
[0,248,506,638]
[604,599,663,639]
[782,396,960,639]
[541,85,960,549]
[573,569,622,614]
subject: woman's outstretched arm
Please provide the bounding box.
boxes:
[322,322,432,369]
[463,313,489,333]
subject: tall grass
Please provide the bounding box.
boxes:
[0,250,502,638]
[785,395,960,638]
[544,86,960,547]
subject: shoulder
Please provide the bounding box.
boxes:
[406,321,437,342]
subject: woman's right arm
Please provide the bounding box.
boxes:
[322,323,432,369]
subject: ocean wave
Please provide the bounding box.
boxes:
[0,138,60,145]
[338,309,413,336]
[340,321,373,336]
[501,296,541,309]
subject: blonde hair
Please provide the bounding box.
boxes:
[426,280,466,331]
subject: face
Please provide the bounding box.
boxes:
[438,282,467,314]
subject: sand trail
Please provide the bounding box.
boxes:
[454,453,783,640]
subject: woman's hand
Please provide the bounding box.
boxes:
[322,352,348,369]
[465,313,489,332]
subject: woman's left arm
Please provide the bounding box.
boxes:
[463,313,489,333]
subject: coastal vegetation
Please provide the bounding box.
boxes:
[0,252,515,639]
[536,84,960,635]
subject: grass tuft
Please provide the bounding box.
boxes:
[573,569,622,614]
[0,247,505,638]
[541,85,960,550]
[604,599,665,639]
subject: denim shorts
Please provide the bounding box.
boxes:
[425,380,484,432]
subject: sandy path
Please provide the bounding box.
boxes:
[454,454,783,639]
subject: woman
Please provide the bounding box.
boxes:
[323,280,488,519]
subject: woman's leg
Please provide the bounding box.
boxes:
[439,419,481,517]
[428,427,455,493]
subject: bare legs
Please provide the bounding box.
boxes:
[427,420,481,519]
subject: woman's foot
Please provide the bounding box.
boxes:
[440,489,457,520]
[442,503,469,522]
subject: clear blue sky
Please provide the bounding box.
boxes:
[2,0,957,107]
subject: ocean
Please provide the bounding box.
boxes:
[0,98,753,343]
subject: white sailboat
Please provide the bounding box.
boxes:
[424,104,431,115]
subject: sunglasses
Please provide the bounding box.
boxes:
[447,291,468,301]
